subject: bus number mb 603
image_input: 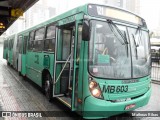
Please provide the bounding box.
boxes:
[102,85,128,93]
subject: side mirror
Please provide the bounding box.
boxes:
[82,20,90,41]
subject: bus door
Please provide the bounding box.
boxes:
[53,21,82,110]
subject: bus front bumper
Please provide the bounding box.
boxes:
[83,88,151,119]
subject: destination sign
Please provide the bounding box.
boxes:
[88,4,143,25]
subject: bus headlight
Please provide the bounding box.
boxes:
[91,88,101,98]
[89,80,103,99]
[89,81,97,89]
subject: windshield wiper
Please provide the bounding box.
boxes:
[132,34,138,59]
[107,19,129,57]
[107,19,128,44]
[131,26,142,59]
[124,32,129,57]
[135,26,142,47]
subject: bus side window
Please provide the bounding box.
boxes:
[11,39,14,50]
[23,36,28,54]
[4,40,8,49]
[34,27,45,51]
[8,39,10,50]
[12,38,14,49]
[44,25,56,52]
[10,39,12,50]
[16,39,19,51]
[28,31,35,51]
[76,25,82,64]
[18,36,23,54]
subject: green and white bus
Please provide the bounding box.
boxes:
[3,3,151,119]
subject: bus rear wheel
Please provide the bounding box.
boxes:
[44,74,53,101]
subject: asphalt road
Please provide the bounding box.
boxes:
[0,44,160,120]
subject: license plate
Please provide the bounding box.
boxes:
[125,104,135,110]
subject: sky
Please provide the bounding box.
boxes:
[46,0,160,30]
[47,0,105,15]
[140,0,160,30]
[5,0,160,35]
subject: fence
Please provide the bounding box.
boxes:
[151,48,160,84]
[151,61,160,84]
[151,46,160,83]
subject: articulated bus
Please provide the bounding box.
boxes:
[3,3,151,119]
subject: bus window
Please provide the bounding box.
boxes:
[34,40,44,51]
[17,36,23,54]
[4,40,8,49]
[11,39,13,50]
[9,39,14,50]
[35,28,45,40]
[44,25,56,52]
[28,31,35,50]
[46,25,55,38]
[23,36,28,54]
[34,28,45,51]
[8,39,10,50]
[29,31,34,41]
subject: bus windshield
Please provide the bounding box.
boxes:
[128,27,151,78]
[89,20,151,79]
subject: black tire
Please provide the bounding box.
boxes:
[44,74,53,101]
